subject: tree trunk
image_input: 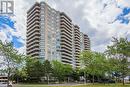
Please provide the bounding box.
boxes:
[7,76,9,87]
[92,75,94,85]
[7,71,10,87]
[67,77,69,83]
[17,76,19,83]
[84,71,86,84]
[115,76,118,84]
[7,61,11,87]
[123,76,125,85]
[47,74,49,84]
[97,76,100,83]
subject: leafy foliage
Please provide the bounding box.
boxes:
[106,37,130,85]
[80,51,107,84]
[0,41,23,86]
[52,61,73,82]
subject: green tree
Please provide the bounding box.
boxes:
[0,41,23,87]
[43,60,52,84]
[79,67,88,83]
[12,68,27,83]
[80,50,94,84]
[52,61,73,82]
[71,68,80,82]
[80,51,107,84]
[25,57,44,83]
[106,58,119,82]
[52,60,65,82]
[94,53,107,82]
[106,37,130,85]
[63,64,73,82]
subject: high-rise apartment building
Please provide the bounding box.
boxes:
[80,33,90,51]
[26,2,90,67]
[60,13,73,66]
[73,25,81,67]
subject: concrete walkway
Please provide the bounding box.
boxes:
[47,83,84,86]
[13,83,87,87]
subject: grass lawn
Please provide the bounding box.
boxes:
[14,84,130,87]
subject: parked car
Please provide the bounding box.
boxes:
[98,79,115,83]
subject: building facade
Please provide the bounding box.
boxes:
[26,2,90,67]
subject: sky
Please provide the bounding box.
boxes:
[0,0,130,54]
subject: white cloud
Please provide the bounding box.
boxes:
[0,25,14,42]
[0,31,7,42]
[116,0,130,7]
[81,0,130,52]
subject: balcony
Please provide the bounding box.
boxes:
[61,41,72,49]
[27,25,40,34]
[27,48,40,54]
[27,18,40,28]
[61,50,72,56]
[60,18,72,27]
[27,40,39,48]
[61,35,72,44]
[27,5,40,17]
[27,36,40,43]
[61,58,72,64]
[27,44,39,51]
[60,12,72,22]
[27,16,40,25]
[27,32,40,40]
[61,46,72,52]
[62,55,72,61]
[61,24,72,30]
